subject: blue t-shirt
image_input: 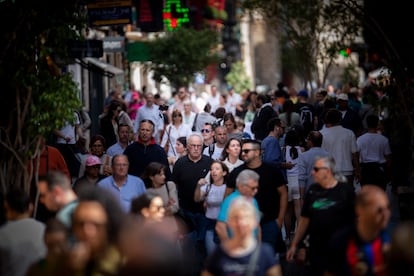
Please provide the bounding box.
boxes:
[217,190,260,238]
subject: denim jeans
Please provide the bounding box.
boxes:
[205,217,219,255]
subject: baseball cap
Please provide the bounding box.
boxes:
[86,155,102,167]
[297,90,309,98]
[336,93,349,101]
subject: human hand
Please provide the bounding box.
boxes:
[103,165,112,176]
[198,178,208,186]
[286,245,297,262]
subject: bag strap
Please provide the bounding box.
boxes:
[192,113,199,131]
[166,126,177,156]
[165,181,170,196]
[246,243,261,276]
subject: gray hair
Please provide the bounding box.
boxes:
[187,132,204,146]
[236,169,260,188]
[317,156,347,183]
[40,171,71,190]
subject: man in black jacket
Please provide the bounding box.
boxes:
[251,93,277,141]
[124,119,171,180]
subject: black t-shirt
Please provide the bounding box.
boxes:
[227,162,286,223]
[302,182,356,255]
[172,155,213,213]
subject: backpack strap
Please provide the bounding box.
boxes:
[208,143,215,158]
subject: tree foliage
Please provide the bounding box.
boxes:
[0,0,85,193]
[242,0,363,88]
[145,27,220,88]
[225,61,252,93]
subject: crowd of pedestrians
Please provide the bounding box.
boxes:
[1,83,413,275]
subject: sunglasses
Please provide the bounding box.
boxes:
[241,149,257,154]
[173,114,182,117]
[313,166,328,172]
[201,129,211,133]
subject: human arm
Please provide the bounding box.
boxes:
[286,216,310,262]
[276,185,288,228]
[215,220,229,242]
[352,151,360,181]
[298,155,307,206]
[81,109,92,131]
[194,178,208,202]
[224,186,234,198]
[53,129,71,143]
[266,264,283,276]
[166,181,179,215]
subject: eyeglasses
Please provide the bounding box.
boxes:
[247,185,259,191]
[241,149,258,154]
[114,163,128,168]
[313,166,328,172]
[173,114,182,117]
[88,165,101,169]
[201,129,211,133]
[189,144,202,148]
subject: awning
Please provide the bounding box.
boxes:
[81,57,124,77]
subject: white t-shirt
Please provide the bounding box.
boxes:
[201,184,227,219]
[285,145,302,177]
[357,132,391,163]
[56,112,80,144]
[203,143,224,160]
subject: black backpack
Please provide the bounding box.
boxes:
[299,105,313,129]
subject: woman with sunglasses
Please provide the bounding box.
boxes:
[160,109,192,158]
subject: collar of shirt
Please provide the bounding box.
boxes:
[137,137,156,145]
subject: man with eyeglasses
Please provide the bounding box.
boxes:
[225,139,288,256]
[171,132,213,275]
[97,154,146,212]
[216,169,261,242]
[286,156,355,276]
